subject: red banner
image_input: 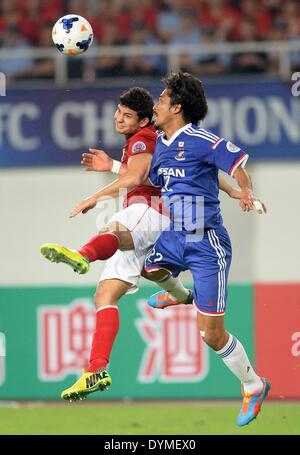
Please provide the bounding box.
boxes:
[255,284,300,398]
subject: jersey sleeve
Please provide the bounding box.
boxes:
[127,130,157,159]
[211,138,249,176]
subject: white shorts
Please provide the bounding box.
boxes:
[100,203,170,293]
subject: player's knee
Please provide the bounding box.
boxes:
[94,283,118,309]
[103,225,133,251]
[97,226,133,252]
[94,288,106,308]
[141,268,171,282]
[201,329,225,351]
[116,231,135,251]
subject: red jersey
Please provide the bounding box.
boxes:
[121,125,162,211]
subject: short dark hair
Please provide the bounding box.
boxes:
[119,87,154,123]
[162,72,208,124]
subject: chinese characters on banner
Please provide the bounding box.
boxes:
[39,299,208,383]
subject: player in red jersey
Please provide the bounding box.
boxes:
[40,87,172,400]
[40,87,247,401]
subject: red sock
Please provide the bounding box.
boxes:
[79,232,119,262]
[88,306,120,372]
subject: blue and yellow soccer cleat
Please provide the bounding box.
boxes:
[147,290,194,309]
[236,377,271,426]
[40,243,89,274]
[61,370,112,401]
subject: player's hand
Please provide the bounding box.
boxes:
[239,199,252,212]
[239,196,267,214]
[229,189,267,214]
[239,188,256,211]
[69,196,98,218]
[81,148,113,172]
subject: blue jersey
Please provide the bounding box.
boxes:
[149,123,248,229]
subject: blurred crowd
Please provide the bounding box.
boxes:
[1,0,300,82]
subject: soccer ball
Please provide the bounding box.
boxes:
[52,14,93,56]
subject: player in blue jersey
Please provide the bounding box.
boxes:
[142,72,270,427]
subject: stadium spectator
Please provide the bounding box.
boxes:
[124,22,165,77]
[111,1,132,42]
[0,25,34,81]
[18,2,42,44]
[198,0,240,41]
[10,22,56,81]
[268,2,300,73]
[267,18,289,75]
[18,0,63,24]
[277,0,300,70]
[0,0,299,81]
[279,0,300,39]
[156,0,185,43]
[1,2,21,31]
[236,0,272,40]
[1,0,19,15]
[230,17,269,73]
[1,0,298,50]
[92,22,125,79]
[192,26,230,75]
[88,0,124,42]
[66,0,90,20]
[127,0,158,32]
[169,8,203,70]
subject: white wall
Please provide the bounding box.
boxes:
[0,167,113,286]
[251,163,300,282]
[0,163,299,285]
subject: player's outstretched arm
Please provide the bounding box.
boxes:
[69,153,152,218]
[232,166,267,214]
[219,176,242,199]
[81,148,128,176]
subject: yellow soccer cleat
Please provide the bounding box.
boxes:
[40,243,89,274]
[61,370,112,401]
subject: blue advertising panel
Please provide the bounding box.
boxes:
[0,80,299,167]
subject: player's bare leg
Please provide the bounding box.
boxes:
[196,312,270,426]
[61,279,131,401]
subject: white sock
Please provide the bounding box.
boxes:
[216,333,263,394]
[157,275,190,302]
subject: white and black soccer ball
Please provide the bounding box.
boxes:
[52,14,93,55]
